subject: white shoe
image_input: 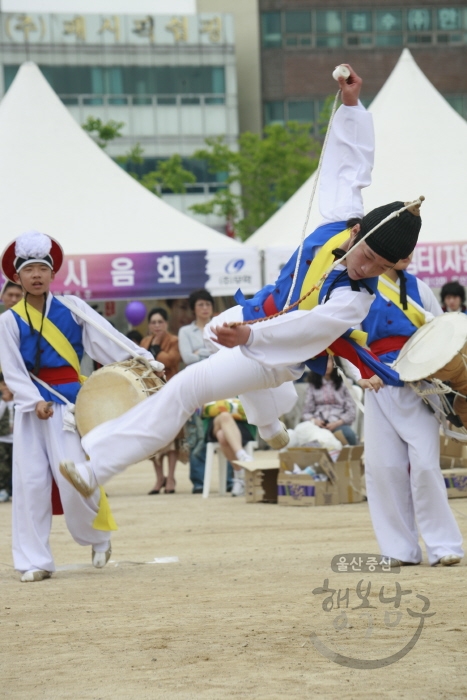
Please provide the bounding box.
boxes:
[60,460,96,498]
[231,478,245,497]
[0,489,10,502]
[438,554,462,566]
[92,544,112,569]
[264,422,290,450]
[21,569,51,583]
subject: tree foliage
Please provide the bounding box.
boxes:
[82,117,195,195]
[190,122,321,240]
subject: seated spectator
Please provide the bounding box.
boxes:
[440,281,467,314]
[0,373,14,503]
[141,308,182,494]
[301,357,357,445]
[202,399,257,497]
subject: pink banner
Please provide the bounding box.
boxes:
[408,241,467,288]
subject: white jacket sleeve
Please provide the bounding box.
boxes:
[241,286,374,369]
[319,102,374,225]
[58,296,154,366]
[0,312,44,413]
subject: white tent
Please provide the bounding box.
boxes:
[0,62,241,254]
[246,49,467,285]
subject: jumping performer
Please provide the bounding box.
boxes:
[0,231,159,582]
[362,258,464,566]
[59,65,422,498]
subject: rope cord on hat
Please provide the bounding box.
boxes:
[284,88,342,311]
[229,197,425,328]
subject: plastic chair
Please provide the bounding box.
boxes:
[202,441,258,498]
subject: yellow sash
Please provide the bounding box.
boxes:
[297,228,368,349]
[13,299,117,531]
[12,299,86,383]
[378,275,426,329]
[298,228,350,310]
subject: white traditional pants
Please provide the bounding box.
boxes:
[364,385,463,565]
[83,345,303,484]
[13,405,110,573]
[204,305,299,427]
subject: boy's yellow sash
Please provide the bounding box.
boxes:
[13,299,117,531]
[12,299,86,383]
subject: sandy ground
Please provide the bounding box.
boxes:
[1,452,467,700]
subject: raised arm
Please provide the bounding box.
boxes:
[319,65,374,224]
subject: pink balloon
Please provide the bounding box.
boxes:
[125,301,146,326]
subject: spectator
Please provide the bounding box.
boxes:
[0,373,14,502]
[178,289,215,493]
[440,281,467,313]
[202,399,257,497]
[166,298,193,335]
[126,329,143,345]
[0,281,23,309]
[302,356,357,445]
[141,308,182,494]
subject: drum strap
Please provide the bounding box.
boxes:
[12,299,86,383]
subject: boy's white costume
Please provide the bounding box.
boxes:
[63,101,409,489]
[362,272,463,564]
[0,232,155,579]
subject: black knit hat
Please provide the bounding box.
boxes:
[359,201,422,264]
[441,281,465,303]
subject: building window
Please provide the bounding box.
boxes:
[261,12,282,48]
[264,101,285,124]
[285,11,312,34]
[288,101,314,122]
[261,6,467,50]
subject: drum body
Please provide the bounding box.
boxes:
[395,313,467,428]
[75,359,164,437]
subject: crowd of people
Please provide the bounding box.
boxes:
[1,63,465,584]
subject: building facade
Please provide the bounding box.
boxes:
[259,1,467,130]
[0,7,239,231]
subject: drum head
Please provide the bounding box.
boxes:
[395,313,467,382]
[75,362,164,436]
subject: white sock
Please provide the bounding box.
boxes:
[235,449,252,462]
[233,468,245,480]
[258,419,282,440]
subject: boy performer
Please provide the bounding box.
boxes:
[60,66,423,498]
[361,259,464,566]
[0,231,158,582]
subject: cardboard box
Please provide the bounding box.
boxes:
[279,446,364,505]
[443,469,467,498]
[234,459,279,504]
[440,435,467,460]
[440,456,467,470]
[277,448,338,507]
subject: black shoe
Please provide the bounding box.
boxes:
[148,478,166,495]
[192,487,203,494]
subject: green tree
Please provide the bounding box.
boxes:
[82,116,125,149]
[82,117,195,195]
[190,122,321,240]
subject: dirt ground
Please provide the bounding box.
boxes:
[1,452,467,700]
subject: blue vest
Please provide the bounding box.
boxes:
[12,297,84,404]
[362,272,423,365]
[235,221,377,320]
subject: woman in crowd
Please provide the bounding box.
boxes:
[302,356,357,445]
[141,307,181,493]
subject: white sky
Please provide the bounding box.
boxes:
[0,0,197,14]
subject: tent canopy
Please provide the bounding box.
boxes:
[246,49,467,250]
[0,62,242,254]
